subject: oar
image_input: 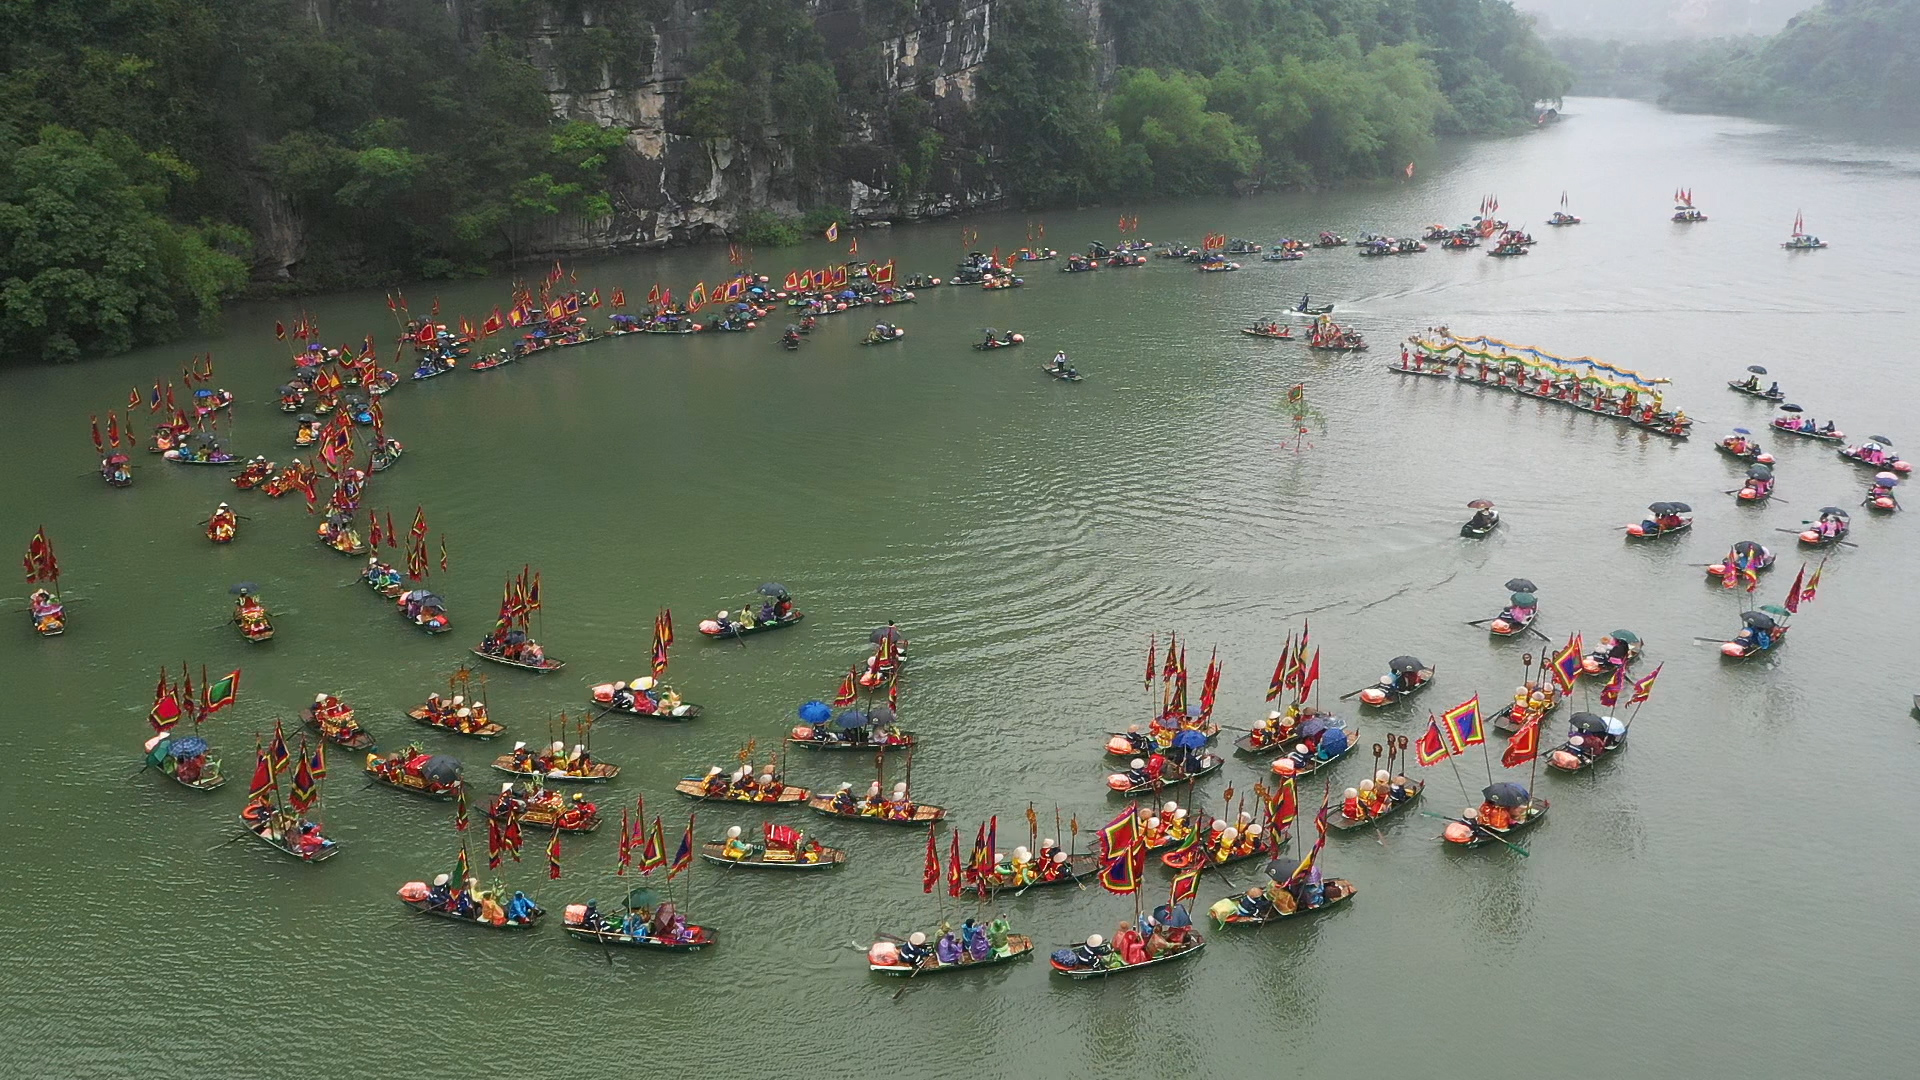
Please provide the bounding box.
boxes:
[208,830,252,851]
[891,955,932,1000]
[1464,618,1496,627]
[1338,682,1383,700]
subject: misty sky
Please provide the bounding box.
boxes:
[1522,0,1809,38]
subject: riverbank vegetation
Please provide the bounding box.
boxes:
[0,0,1566,362]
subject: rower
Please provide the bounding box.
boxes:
[830,781,857,813]
[1236,886,1276,919]
[1466,504,1497,531]
[722,825,752,860]
[1008,846,1036,884]
[897,931,932,967]
[1342,787,1362,819]
[1070,933,1110,968]
[1124,757,1150,786]
[1390,775,1412,802]
[427,873,453,908]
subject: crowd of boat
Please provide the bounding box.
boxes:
[25,185,1879,985]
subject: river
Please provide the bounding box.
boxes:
[3,96,1917,1077]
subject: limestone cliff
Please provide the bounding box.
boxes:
[514,0,1108,254]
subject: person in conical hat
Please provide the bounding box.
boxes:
[1243,823,1263,853]
[722,824,749,859]
[1374,769,1390,785]
[501,782,514,793]
[1342,786,1363,818]
[831,781,858,813]
[1162,801,1178,815]
[1209,818,1226,833]
[550,740,565,753]
[707,766,723,776]
[426,873,453,907]
[1215,826,1238,860]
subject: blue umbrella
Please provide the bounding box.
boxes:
[798,700,832,724]
[1298,716,1329,738]
[1732,427,1751,435]
[168,736,209,759]
[1171,729,1209,750]
[1152,904,1193,928]
[835,709,870,730]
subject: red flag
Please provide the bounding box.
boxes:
[1502,716,1540,768]
[832,669,858,708]
[1599,665,1626,708]
[1146,634,1158,691]
[946,828,962,898]
[1270,775,1297,830]
[546,829,562,879]
[1629,664,1663,706]
[386,512,398,549]
[1801,563,1824,604]
[618,809,632,875]
[369,513,383,549]
[922,824,940,894]
[90,415,103,452]
[439,535,449,572]
[247,745,273,798]
[1415,719,1451,765]
[128,387,141,409]
[648,284,661,305]
[1170,868,1200,905]
[1300,649,1320,700]
[275,321,286,341]
[488,817,504,871]
[612,288,626,309]
[1783,564,1806,613]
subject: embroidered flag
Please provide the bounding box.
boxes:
[1502,716,1540,768]
[1441,695,1484,750]
[547,829,563,880]
[667,815,694,879]
[1415,718,1451,766]
[1629,663,1663,706]
[1170,867,1200,905]
[203,669,240,714]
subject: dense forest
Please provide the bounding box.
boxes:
[1656,0,1920,115]
[0,0,1566,362]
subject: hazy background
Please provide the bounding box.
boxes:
[1524,0,1804,39]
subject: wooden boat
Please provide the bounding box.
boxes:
[1735,483,1773,504]
[698,841,847,870]
[594,697,703,721]
[1328,781,1424,830]
[240,806,338,862]
[673,778,813,804]
[492,758,618,784]
[1727,381,1785,402]
[469,351,515,371]
[1240,327,1294,340]
[1796,525,1848,548]
[563,921,715,951]
[787,731,917,751]
[1160,837,1283,873]
[1041,365,1084,382]
[1049,938,1205,978]
[470,647,566,673]
[698,612,804,638]
[1214,880,1357,924]
[1721,625,1788,659]
[1460,513,1499,538]
[1546,734,1625,773]
[978,853,1101,891]
[1770,418,1844,443]
[407,705,505,740]
[1837,446,1910,473]
[1103,722,1221,758]
[973,335,1026,350]
[1442,799,1548,847]
[1270,736,1358,780]
[400,896,544,929]
[233,599,274,642]
[363,752,463,800]
[1107,754,1224,795]
[1715,439,1774,463]
[484,789,601,832]
[142,730,227,791]
[1354,668,1435,708]
[302,705,376,750]
[870,935,1035,975]
[804,794,946,825]
[1624,519,1691,539]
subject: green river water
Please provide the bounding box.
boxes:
[3,97,1917,1078]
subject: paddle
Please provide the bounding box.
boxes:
[1464,618,1496,627]
[208,830,252,851]
[1418,811,1529,856]
[892,953,933,1000]
[1338,682,1384,701]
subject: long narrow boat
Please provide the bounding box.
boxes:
[240,807,339,862]
[302,705,376,751]
[1103,722,1221,758]
[1488,609,1538,636]
[787,731,917,752]
[1441,799,1549,847]
[400,896,544,930]
[804,795,946,825]
[563,922,716,951]
[673,778,813,804]
[470,648,566,673]
[698,612,804,639]
[363,751,464,800]
[407,705,505,740]
[1546,735,1625,773]
[1049,938,1205,979]
[1270,735,1359,780]
[1160,835,1285,872]
[698,841,847,870]
[492,759,619,784]
[484,788,601,832]
[1328,780,1425,830]
[1213,880,1357,924]
[870,935,1035,975]
[1354,667,1435,707]
[1727,381,1785,402]
[1107,754,1224,795]
[978,853,1101,892]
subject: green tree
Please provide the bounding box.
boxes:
[0,126,246,362]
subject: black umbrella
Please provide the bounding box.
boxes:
[868,706,897,726]
[1747,464,1773,479]
[1667,502,1693,513]
[1868,435,1893,446]
[326,511,353,526]
[1388,656,1425,673]
[1731,540,1764,556]
[1482,782,1530,807]
[1778,403,1804,413]
[1741,610,1778,630]
[870,625,905,644]
[1467,499,1494,509]
[420,756,464,784]
[277,383,298,395]
[1647,502,1672,514]
[296,413,316,423]
[228,582,259,595]
[1746,365,1767,374]
[757,582,790,597]
[1819,506,1850,517]
[1503,578,1536,593]
[1567,712,1608,734]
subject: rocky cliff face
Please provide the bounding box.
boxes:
[518,0,1108,254]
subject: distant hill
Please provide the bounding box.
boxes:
[1658,0,1920,115]
[1522,0,1805,39]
